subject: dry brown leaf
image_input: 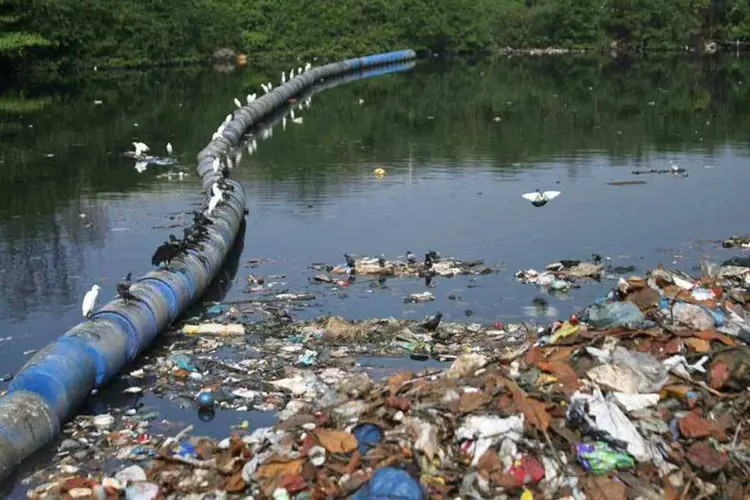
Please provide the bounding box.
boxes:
[547,346,576,363]
[256,458,305,479]
[458,391,492,413]
[385,396,411,411]
[584,476,626,500]
[509,386,551,431]
[685,337,711,353]
[317,429,358,454]
[537,361,580,393]
[387,372,413,395]
[224,473,246,493]
[323,316,368,340]
[695,329,737,346]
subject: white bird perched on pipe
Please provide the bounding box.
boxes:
[217,124,225,135]
[260,83,269,94]
[297,66,303,75]
[132,142,149,158]
[521,189,561,207]
[224,114,232,124]
[212,132,222,141]
[304,62,311,72]
[289,68,295,79]
[166,142,173,155]
[212,157,220,173]
[82,284,100,318]
[211,182,223,199]
[267,82,273,90]
[233,97,242,108]
[207,193,221,215]
[246,93,256,104]
[281,71,286,84]
[282,116,287,130]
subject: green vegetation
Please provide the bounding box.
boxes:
[4,0,750,71]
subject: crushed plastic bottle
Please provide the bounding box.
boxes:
[576,442,635,474]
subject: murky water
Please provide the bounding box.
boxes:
[2,56,750,490]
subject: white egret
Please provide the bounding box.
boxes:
[225,114,232,124]
[290,109,296,120]
[211,182,222,199]
[297,66,303,75]
[212,157,220,173]
[132,142,149,157]
[166,142,173,155]
[289,68,295,79]
[226,156,234,169]
[246,93,256,103]
[252,139,257,151]
[233,97,242,108]
[234,149,243,166]
[304,62,311,72]
[260,83,269,94]
[82,284,101,318]
[268,82,273,90]
[521,190,561,207]
[134,160,148,173]
[282,116,287,130]
[281,71,286,84]
[207,193,221,215]
[292,116,303,125]
[217,124,225,135]
[358,98,364,105]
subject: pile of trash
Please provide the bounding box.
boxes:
[19,257,750,499]
[311,252,495,280]
[515,257,607,292]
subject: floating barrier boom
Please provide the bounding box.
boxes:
[0,48,417,484]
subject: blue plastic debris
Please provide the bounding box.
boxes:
[205,304,228,318]
[169,353,195,372]
[196,391,215,409]
[581,301,647,329]
[352,423,384,455]
[352,468,424,500]
[175,441,197,458]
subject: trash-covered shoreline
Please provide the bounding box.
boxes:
[14,251,750,499]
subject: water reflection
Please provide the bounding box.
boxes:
[1,55,750,385]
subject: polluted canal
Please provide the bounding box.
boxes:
[2,56,750,497]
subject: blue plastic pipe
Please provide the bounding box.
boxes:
[0,49,417,484]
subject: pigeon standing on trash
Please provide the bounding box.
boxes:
[522,189,561,207]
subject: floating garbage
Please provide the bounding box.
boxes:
[17,253,750,499]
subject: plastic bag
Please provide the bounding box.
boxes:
[581,301,647,329]
[351,467,425,500]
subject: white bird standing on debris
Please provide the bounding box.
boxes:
[82,284,101,318]
[166,142,173,155]
[521,189,561,207]
[132,142,149,157]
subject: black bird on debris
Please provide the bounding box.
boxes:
[423,312,443,332]
[193,211,213,226]
[344,254,356,269]
[406,250,417,265]
[116,273,141,304]
[378,256,386,268]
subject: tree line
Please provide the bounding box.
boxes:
[3,0,750,71]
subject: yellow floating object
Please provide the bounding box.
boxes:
[373,167,386,177]
[521,489,533,500]
[549,320,579,344]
